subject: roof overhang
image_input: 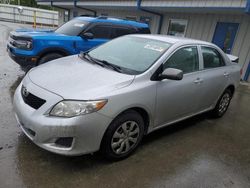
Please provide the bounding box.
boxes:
[36,0,249,14]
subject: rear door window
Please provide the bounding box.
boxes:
[201,47,225,68]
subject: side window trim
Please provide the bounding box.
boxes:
[200,45,226,70]
[162,45,200,74]
[197,45,204,70]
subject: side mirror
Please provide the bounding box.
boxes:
[159,68,183,81]
[81,32,94,40]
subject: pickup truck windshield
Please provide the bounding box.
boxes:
[55,19,89,36]
[88,36,171,74]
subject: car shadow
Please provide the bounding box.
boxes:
[141,112,210,146]
[9,75,24,99]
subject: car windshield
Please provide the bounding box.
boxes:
[88,36,171,74]
[55,19,89,36]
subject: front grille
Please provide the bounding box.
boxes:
[21,86,46,109]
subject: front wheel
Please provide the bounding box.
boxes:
[101,110,145,161]
[38,53,64,65]
[211,89,232,118]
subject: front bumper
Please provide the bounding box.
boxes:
[7,44,38,68]
[13,79,113,156]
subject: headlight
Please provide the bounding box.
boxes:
[14,40,32,50]
[49,100,107,117]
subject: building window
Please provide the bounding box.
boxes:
[167,19,188,37]
[64,11,69,22]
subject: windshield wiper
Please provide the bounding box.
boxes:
[79,52,102,65]
[95,59,122,73]
[80,52,122,73]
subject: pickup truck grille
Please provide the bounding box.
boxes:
[21,86,46,110]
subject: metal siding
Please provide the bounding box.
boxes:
[201,14,213,41]
[237,18,250,77]
[141,0,247,8]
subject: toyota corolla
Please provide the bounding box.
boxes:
[13,35,240,160]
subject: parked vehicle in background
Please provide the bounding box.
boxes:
[7,16,150,69]
[13,35,240,160]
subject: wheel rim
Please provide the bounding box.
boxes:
[218,93,230,115]
[111,121,140,155]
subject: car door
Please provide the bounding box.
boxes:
[195,46,230,111]
[76,24,111,53]
[154,45,202,127]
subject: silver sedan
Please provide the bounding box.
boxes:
[13,35,240,160]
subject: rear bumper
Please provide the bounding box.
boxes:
[7,44,38,68]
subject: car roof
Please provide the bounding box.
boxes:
[75,16,149,28]
[132,34,214,46]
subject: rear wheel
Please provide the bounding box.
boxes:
[211,89,232,118]
[38,53,64,65]
[101,110,144,161]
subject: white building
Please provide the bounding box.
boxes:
[37,0,250,81]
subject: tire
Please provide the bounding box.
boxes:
[38,53,64,65]
[211,89,232,118]
[22,65,33,74]
[101,110,145,161]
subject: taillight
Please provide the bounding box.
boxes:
[240,68,243,76]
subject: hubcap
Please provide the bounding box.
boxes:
[111,121,140,155]
[218,93,230,114]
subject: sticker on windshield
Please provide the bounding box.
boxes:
[144,44,165,52]
[74,23,85,27]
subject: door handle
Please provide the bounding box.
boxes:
[223,72,229,77]
[194,78,203,84]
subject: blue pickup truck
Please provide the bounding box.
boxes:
[7,16,150,69]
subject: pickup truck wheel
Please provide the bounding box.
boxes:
[38,53,64,65]
[211,89,232,118]
[101,110,144,161]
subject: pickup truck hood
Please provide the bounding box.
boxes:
[28,55,135,99]
[11,29,64,38]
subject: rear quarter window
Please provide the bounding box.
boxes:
[111,27,136,38]
[137,27,151,34]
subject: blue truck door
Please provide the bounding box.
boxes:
[75,24,111,53]
[75,37,108,53]
[212,22,239,54]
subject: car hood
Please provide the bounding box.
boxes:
[28,55,135,99]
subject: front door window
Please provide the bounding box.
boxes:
[163,46,199,74]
